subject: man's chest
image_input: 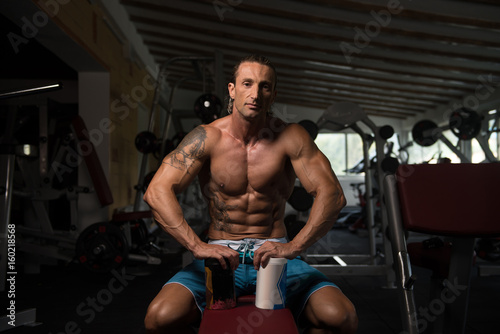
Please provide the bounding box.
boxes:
[208,143,293,195]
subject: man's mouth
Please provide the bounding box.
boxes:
[246,103,261,109]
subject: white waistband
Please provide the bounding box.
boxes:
[208,237,287,248]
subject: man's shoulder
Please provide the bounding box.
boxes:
[274,120,310,140]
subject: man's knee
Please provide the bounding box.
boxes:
[144,295,198,333]
[315,301,357,330]
[144,301,174,333]
[305,288,358,333]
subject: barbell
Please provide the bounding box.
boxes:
[412,108,482,146]
[76,222,128,273]
[76,220,150,273]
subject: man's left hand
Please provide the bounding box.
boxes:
[252,241,301,270]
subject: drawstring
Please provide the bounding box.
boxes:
[228,240,255,264]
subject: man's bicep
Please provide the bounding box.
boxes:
[154,126,209,193]
[292,149,338,196]
[162,126,208,173]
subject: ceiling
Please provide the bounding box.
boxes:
[119,0,500,120]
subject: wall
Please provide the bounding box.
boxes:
[30,0,159,219]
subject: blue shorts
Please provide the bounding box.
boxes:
[165,239,339,319]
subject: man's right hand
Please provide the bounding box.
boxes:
[192,243,240,271]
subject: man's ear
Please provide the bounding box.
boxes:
[228,82,235,99]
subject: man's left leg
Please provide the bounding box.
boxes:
[301,286,358,334]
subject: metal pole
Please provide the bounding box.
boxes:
[0,82,63,100]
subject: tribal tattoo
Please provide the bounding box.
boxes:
[210,195,238,232]
[164,126,206,173]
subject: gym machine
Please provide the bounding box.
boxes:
[126,53,225,263]
[411,107,498,163]
[0,82,159,277]
[306,102,396,287]
[411,107,500,278]
[1,84,65,330]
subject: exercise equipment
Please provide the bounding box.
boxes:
[0,94,160,276]
[134,131,159,154]
[412,119,440,147]
[384,163,500,334]
[76,222,128,273]
[298,119,319,140]
[411,107,498,163]
[0,84,62,329]
[134,53,224,212]
[310,102,395,286]
[194,93,222,124]
[287,186,314,212]
[0,82,63,100]
[449,108,482,140]
[199,295,299,334]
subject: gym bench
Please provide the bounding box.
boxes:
[198,295,299,334]
[384,163,500,334]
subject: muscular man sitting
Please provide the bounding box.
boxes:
[143,55,358,334]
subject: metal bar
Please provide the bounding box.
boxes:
[307,254,376,258]
[0,83,62,100]
[0,308,37,331]
[362,116,396,288]
[444,237,476,334]
[39,106,48,178]
[311,264,389,276]
[383,174,419,334]
[17,241,74,262]
[0,154,15,292]
[438,134,471,163]
[351,124,377,263]
[16,226,76,245]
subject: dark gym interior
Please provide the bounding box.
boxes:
[1,1,500,333]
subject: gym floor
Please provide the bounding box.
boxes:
[2,226,499,334]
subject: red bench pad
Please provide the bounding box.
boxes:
[199,296,299,334]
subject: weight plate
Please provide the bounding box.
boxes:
[298,120,319,140]
[379,125,394,140]
[135,131,158,154]
[76,222,129,273]
[412,120,439,147]
[130,219,149,249]
[288,186,314,212]
[449,108,481,140]
[194,93,222,124]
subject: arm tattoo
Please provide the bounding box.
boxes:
[164,126,206,173]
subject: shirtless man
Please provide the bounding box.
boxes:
[143,55,358,334]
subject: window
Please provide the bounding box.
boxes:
[315,133,364,175]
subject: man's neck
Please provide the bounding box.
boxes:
[229,112,268,146]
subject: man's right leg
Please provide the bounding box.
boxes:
[144,283,201,334]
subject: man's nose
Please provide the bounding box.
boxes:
[250,85,260,100]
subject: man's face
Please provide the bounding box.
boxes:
[228,61,277,120]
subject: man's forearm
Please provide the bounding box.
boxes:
[289,189,345,253]
[145,191,204,254]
